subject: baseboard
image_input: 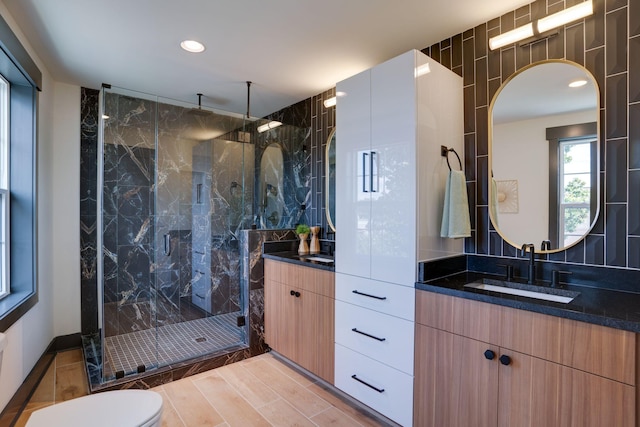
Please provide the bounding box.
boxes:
[46,332,82,354]
[0,332,81,426]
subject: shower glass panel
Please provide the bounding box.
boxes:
[99,87,254,383]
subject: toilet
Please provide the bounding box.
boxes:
[26,389,163,427]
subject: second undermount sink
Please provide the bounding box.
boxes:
[464,278,579,304]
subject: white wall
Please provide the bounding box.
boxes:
[51,83,81,336]
[492,110,598,247]
[0,4,81,412]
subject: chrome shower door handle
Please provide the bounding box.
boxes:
[164,234,171,256]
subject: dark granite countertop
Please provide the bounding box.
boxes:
[262,251,335,272]
[417,271,640,333]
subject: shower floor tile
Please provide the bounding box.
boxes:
[104,312,243,378]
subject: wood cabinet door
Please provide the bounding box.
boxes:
[414,325,498,427]
[498,350,635,427]
[264,279,296,361]
[498,350,560,427]
[297,290,334,383]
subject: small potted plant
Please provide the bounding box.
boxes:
[296,224,311,255]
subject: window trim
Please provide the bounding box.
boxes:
[547,122,597,249]
[0,13,40,332]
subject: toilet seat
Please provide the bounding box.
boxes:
[26,389,163,427]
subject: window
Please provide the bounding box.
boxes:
[0,74,7,300]
[559,138,593,247]
[546,122,597,249]
[0,13,41,331]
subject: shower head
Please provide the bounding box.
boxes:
[188,93,212,116]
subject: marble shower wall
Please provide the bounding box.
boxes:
[260,99,313,229]
[80,87,315,338]
[80,88,100,335]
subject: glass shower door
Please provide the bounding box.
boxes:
[152,98,252,367]
[100,88,160,382]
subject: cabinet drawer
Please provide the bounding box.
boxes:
[335,300,414,374]
[336,273,414,321]
[265,259,334,298]
[335,344,413,427]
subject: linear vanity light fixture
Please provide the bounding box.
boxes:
[489,23,535,50]
[488,0,593,50]
[323,91,345,108]
[323,97,337,108]
[257,121,282,133]
[537,0,593,33]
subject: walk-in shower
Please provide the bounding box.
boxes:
[84,86,309,386]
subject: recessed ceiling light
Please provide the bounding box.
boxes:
[569,79,588,88]
[180,40,205,53]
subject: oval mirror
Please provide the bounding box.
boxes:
[489,60,600,253]
[259,143,284,229]
[325,129,336,232]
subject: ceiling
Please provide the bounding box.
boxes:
[3,0,531,118]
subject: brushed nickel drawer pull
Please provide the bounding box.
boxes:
[351,375,385,393]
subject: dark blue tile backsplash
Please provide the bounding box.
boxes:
[424,0,640,273]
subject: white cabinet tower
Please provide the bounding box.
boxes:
[334,49,463,426]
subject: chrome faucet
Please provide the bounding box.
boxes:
[520,243,536,285]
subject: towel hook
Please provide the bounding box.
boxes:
[441,145,462,171]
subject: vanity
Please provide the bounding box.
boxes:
[262,50,637,426]
[413,284,636,427]
[263,253,335,384]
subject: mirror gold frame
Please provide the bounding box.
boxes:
[325,128,336,232]
[488,59,600,253]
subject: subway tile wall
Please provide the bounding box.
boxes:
[422,0,640,270]
[309,88,336,239]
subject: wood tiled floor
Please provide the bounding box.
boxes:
[17,350,389,426]
[15,348,89,426]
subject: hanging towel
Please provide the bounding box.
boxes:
[440,170,471,239]
[490,177,499,227]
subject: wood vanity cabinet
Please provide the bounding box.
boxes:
[264,259,335,383]
[414,290,637,427]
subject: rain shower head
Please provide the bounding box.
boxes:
[188,93,212,116]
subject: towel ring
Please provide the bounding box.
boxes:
[440,145,462,171]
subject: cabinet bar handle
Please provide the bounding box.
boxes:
[370,151,377,192]
[352,328,386,342]
[351,375,385,393]
[352,290,387,300]
[362,152,369,193]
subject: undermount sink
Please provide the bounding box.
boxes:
[464,278,579,304]
[300,255,334,264]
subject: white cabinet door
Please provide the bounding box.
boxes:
[370,50,418,286]
[336,69,372,278]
